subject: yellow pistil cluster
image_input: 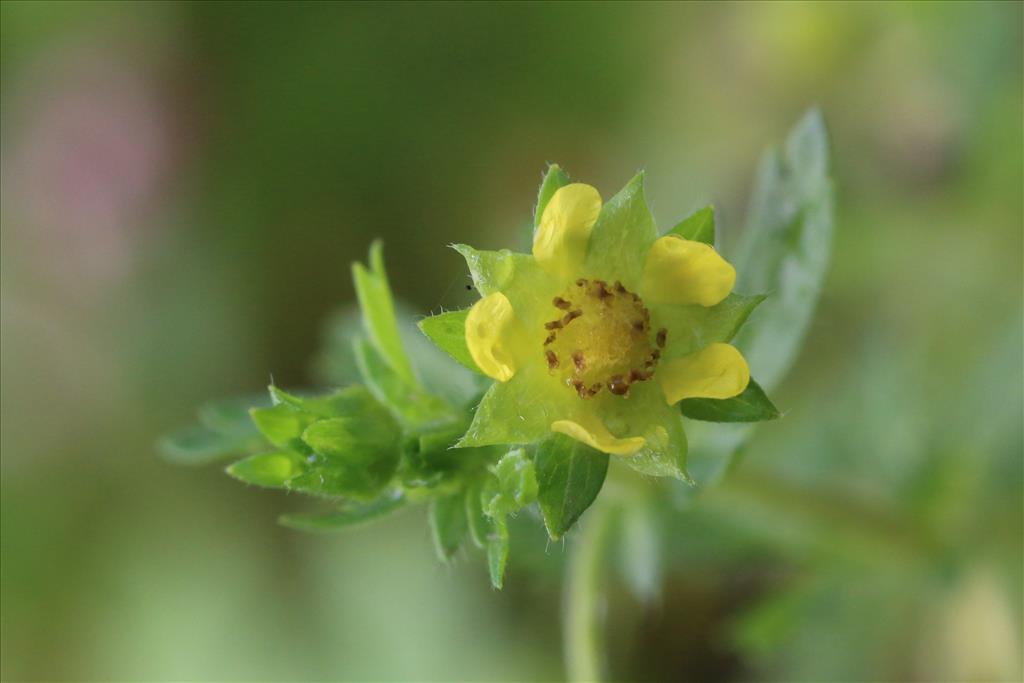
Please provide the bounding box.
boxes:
[543,279,665,399]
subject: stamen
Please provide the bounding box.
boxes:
[608,375,629,396]
[572,351,586,372]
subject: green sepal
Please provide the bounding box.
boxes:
[158,395,267,465]
[667,205,715,246]
[352,240,417,386]
[158,424,255,466]
[482,448,538,518]
[534,434,609,539]
[198,394,268,437]
[464,479,489,548]
[279,492,405,532]
[680,378,781,423]
[226,451,307,489]
[652,292,767,362]
[299,414,401,499]
[417,309,481,374]
[487,516,509,590]
[353,337,457,429]
[585,171,658,287]
[250,404,316,453]
[429,492,468,561]
[535,163,571,228]
[452,244,556,327]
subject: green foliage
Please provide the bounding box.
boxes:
[685,109,833,486]
[417,309,481,374]
[680,378,780,423]
[429,493,468,561]
[534,435,609,540]
[162,113,831,587]
[352,240,417,387]
[482,449,537,519]
[668,205,715,246]
[535,163,571,228]
[279,493,406,532]
[227,451,306,488]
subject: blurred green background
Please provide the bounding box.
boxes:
[1,2,1021,681]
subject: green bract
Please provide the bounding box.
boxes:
[160,111,832,589]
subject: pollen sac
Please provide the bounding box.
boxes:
[542,279,662,398]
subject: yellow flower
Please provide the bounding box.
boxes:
[453,170,763,478]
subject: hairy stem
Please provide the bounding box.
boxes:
[564,500,615,683]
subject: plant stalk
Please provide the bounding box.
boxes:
[564,500,615,683]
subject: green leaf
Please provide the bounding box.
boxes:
[732,108,833,391]
[353,337,456,429]
[667,205,715,246]
[226,451,307,488]
[680,378,781,423]
[487,516,509,590]
[534,434,609,539]
[535,163,571,228]
[429,493,468,561]
[158,424,254,466]
[352,240,417,386]
[250,404,316,452]
[279,492,406,532]
[299,415,400,498]
[465,480,489,549]
[686,109,833,487]
[482,448,538,519]
[198,394,267,437]
[417,309,481,374]
[585,172,658,286]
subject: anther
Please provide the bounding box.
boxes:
[572,351,586,372]
[545,320,563,330]
[543,332,556,345]
[613,281,626,293]
[608,375,630,396]
[546,350,559,369]
[553,296,572,310]
[562,309,582,325]
[575,278,587,287]
[656,328,667,348]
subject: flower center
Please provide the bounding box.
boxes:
[542,278,666,399]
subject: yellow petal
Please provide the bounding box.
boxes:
[465,292,519,382]
[551,415,645,456]
[641,235,736,306]
[659,343,750,404]
[533,183,602,277]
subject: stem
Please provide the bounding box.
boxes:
[564,500,615,683]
